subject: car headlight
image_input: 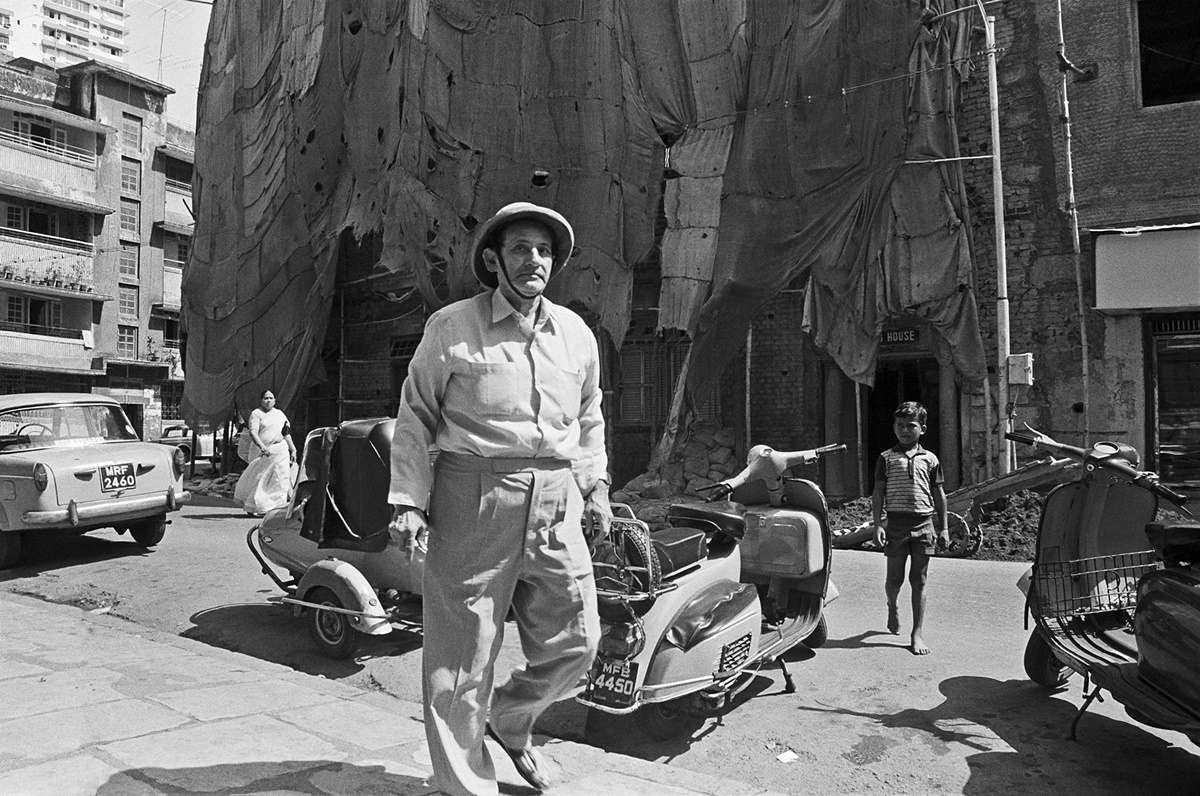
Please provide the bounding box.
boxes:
[32,463,48,493]
[172,447,187,478]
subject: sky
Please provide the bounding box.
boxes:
[122,0,213,128]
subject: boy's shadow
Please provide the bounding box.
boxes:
[820,630,910,650]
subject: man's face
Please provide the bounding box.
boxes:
[484,220,555,300]
[893,416,924,446]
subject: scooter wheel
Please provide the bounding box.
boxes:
[803,615,828,649]
[307,586,362,660]
[640,699,699,741]
[1023,629,1071,689]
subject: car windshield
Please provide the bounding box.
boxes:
[0,404,139,453]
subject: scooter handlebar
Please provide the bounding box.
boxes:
[1004,428,1089,461]
[1091,454,1190,510]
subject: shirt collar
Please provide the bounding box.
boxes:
[891,442,925,458]
[489,288,556,329]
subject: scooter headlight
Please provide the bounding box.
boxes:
[597,619,645,660]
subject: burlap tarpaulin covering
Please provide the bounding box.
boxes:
[183,0,984,425]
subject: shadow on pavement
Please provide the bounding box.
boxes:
[797,675,1200,796]
[95,760,428,795]
[0,530,150,582]
[184,602,425,679]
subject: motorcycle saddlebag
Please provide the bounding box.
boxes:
[1135,565,1200,715]
[740,506,824,579]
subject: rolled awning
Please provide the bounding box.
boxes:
[0,96,114,135]
[155,219,194,236]
[0,183,114,215]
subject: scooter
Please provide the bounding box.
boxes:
[1011,426,1200,745]
[577,442,843,739]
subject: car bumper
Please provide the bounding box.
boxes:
[22,487,191,526]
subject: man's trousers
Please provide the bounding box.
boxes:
[422,453,599,796]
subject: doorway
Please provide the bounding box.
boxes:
[865,359,941,489]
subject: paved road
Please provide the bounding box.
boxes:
[4,497,1199,795]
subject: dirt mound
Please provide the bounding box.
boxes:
[823,491,1047,563]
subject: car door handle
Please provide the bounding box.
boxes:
[137,464,156,475]
[74,470,96,479]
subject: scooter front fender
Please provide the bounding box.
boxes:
[295,558,392,635]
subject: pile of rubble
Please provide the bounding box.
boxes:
[612,421,739,529]
[185,472,240,499]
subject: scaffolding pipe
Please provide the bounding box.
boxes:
[981,8,1013,474]
[1055,0,1090,447]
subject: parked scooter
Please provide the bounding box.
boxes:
[1011,426,1200,744]
[577,443,843,739]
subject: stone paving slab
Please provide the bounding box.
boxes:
[0,590,787,796]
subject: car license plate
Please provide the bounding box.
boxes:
[100,463,136,492]
[586,658,639,708]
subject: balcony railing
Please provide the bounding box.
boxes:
[0,127,96,166]
[165,178,191,193]
[0,226,93,253]
[0,320,82,339]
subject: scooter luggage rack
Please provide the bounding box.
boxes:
[592,516,677,601]
[1034,550,1161,618]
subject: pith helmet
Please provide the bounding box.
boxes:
[470,202,575,288]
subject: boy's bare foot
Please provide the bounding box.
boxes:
[887,606,900,635]
[910,634,930,655]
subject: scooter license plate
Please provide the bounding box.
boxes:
[586,658,639,708]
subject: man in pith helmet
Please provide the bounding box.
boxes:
[389,201,611,795]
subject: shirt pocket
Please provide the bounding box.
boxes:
[457,361,532,418]
[541,364,584,427]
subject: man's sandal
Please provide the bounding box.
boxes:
[485,723,551,791]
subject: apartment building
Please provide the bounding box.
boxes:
[0,56,193,439]
[0,0,128,67]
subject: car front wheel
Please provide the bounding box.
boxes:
[129,516,167,547]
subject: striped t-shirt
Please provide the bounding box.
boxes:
[874,443,942,516]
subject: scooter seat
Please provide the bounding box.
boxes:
[651,527,709,578]
[1146,522,1200,567]
[667,501,747,539]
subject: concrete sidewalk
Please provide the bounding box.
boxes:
[0,591,782,796]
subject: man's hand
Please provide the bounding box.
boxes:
[389,505,428,561]
[873,522,886,549]
[584,484,613,547]
[938,525,951,551]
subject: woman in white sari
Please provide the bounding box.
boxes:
[235,390,297,515]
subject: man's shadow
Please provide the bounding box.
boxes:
[94,760,432,796]
[798,675,1200,795]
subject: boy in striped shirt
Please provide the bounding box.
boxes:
[872,401,949,655]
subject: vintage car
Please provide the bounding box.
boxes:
[0,393,190,568]
[156,424,223,466]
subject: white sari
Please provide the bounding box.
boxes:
[234,407,294,514]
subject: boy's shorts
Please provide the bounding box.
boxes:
[884,513,936,557]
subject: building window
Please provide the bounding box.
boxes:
[6,206,24,229]
[165,157,193,190]
[162,317,181,349]
[119,198,139,236]
[120,158,140,194]
[117,325,137,359]
[118,285,138,320]
[1138,0,1200,107]
[119,242,139,278]
[1151,318,1200,489]
[3,296,61,333]
[121,113,142,152]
